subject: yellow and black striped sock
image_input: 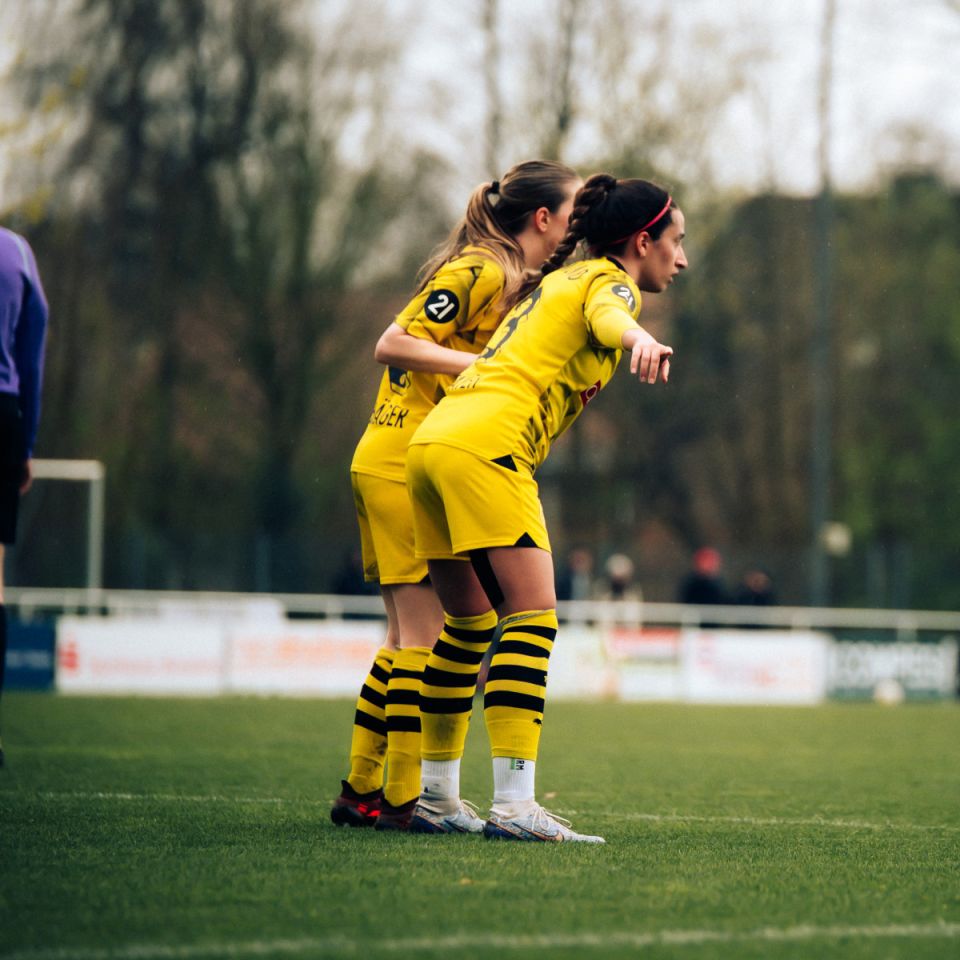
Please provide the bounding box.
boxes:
[384,646,431,807]
[346,646,394,795]
[420,610,499,762]
[484,609,557,761]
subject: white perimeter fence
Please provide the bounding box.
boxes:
[6,588,959,704]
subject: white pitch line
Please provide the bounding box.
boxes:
[28,791,960,833]
[35,791,290,806]
[3,922,960,960]
[607,811,960,833]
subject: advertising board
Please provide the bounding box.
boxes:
[682,630,830,705]
[828,639,958,699]
[57,617,224,694]
[226,620,385,695]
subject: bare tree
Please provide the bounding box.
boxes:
[482,0,502,175]
[525,0,580,160]
[7,0,438,588]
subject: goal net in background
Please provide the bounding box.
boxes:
[6,459,104,591]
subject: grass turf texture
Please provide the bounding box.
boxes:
[1,695,958,960]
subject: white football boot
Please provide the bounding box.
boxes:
[409,796,486,834]
[484,802,605,844]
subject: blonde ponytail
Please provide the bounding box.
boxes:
[413,160,579,315]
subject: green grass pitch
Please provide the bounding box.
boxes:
[1,694,958,959]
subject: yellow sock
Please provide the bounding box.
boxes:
[420,610,499,762]
[484,609,556,761]
[346,646,394,795]
[384,646,431,807]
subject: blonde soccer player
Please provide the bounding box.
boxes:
[406,174,687,842]
[331,160,581,830]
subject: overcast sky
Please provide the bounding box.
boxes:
[2,0,958,207]
[389,0,960,195]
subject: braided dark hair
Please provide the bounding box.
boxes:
[544,174,674,274]
[505,174,673,309]
[541,174,619,276]
[505,175,612,307]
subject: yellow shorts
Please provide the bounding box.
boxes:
[406,443,551,559]
[350,471,428,585]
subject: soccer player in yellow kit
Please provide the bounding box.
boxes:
[331,161,581,830]
[406,174,687,842]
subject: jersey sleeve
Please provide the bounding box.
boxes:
[458,258,505,335]
[583,274,642,349]
[12,238,48,458]
[397,257,491,345]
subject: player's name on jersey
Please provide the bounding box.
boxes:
[369,400,410,429]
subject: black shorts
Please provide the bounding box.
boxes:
[0,393,27,545]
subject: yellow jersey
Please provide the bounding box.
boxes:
[351,249,507,481]
[410,257,642,471]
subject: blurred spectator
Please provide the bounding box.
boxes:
[678,547,729,605]
[596,552,642,602]
[556,547,595,601]
[734,567,777,607]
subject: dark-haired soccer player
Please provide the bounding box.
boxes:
[406,175,686,842]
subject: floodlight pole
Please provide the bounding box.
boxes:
[810,0,836,606]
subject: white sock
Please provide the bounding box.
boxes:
[492,757,536,810]
[421,758,461,804]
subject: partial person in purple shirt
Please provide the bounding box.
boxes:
[0,226,49,768]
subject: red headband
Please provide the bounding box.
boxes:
[610,195,673,246]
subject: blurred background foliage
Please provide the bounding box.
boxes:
[1,0,958,608]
